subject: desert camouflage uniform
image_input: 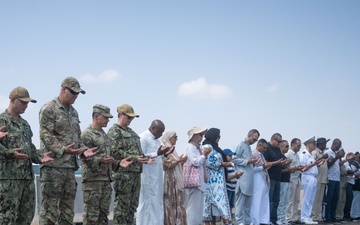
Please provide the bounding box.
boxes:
[81,125,121,225]
[39,97,87,225]
[107,124,143,225]
[0,109,42,225]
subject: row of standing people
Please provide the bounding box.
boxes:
[0,77,173,225]
[2,77,360,225]
[178,129,360,225]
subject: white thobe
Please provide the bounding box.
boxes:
[251,150,270,225]
[136,130,164,225]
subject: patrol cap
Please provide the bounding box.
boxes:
[316,137,330,144]
[223,148,235,156]
[93,104,113,118]
[61,77,86,94]
[303,136,316,145]
[117,104,139,117]
[9,86,37,103]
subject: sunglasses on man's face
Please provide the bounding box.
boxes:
[124,114,135,120]
[65,87,79,96]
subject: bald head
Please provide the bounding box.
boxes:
[149,119,165,139]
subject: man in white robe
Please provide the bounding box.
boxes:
[350,153,360,221]
[251,139,272,225]
[136,120,173,225]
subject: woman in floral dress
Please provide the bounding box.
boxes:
[202,128,232,225]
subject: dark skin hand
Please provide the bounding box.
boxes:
[158,145,175,156]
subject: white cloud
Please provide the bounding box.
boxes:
[267,83,280,93]
[79,69,121,83]
[177,77,232,100]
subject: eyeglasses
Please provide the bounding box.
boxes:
[285,145,289,148]
[65,87,79,96]
[124,114,134,120]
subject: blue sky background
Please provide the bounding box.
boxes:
[1,1,359,156]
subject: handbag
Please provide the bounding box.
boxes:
[183,160,201,188]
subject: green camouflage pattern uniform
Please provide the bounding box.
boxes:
[39,97,87,225]
[107,124,143,225]
[0,109,43,225]
[81,125,121,225]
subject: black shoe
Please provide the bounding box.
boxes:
[343,217,352,222]
[294,221,305,224]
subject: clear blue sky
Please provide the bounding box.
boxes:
[1,0,359,156]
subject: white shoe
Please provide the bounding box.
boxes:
[304,219,318,224]
[277,221,283,225]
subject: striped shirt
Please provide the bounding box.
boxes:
[226,165,237,191]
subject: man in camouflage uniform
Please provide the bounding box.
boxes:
[107,104,150,225]
[39,77,97,225]
[0,86,52,225]
[81,104,132,225]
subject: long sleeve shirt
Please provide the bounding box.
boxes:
[0,109,42,179]
[39,97,87,169]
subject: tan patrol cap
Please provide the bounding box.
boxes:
[93,104,113,118]
[9,86,37,103]
[117,104,139,117]
[61,77,86,94]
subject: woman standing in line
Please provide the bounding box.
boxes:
[162,130,188,225]
[202,128,232,225]
[184,127,211,225]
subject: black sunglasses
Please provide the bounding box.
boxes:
[124,114,134,120]
[65,87,79,96]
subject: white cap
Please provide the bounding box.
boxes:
[303,136,316,145]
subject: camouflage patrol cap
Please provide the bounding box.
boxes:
[93,104,113,118]
[117,104,139,117]
[61,77,86,94]
[9,86,37,103]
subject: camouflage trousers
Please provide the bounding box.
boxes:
[82,181,112,225]
[39,167,77,225]
[113,172,141,225]
[0,179,35,225]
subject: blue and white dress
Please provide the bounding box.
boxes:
[203,145,231,221]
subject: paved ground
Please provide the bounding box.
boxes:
[32,214,359,225]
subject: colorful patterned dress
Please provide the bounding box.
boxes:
[203,145,231,221]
